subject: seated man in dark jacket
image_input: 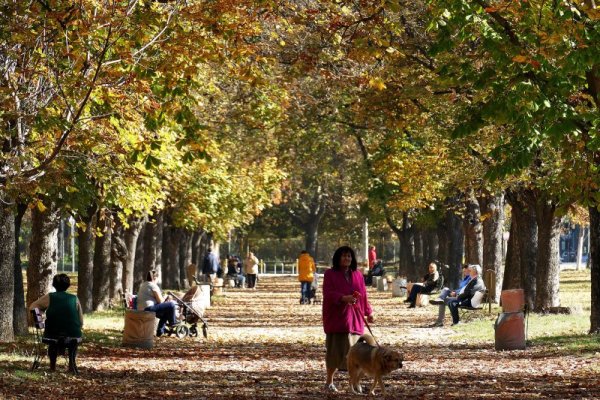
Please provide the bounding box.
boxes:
[447,264,486,326]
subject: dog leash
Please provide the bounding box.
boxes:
[351,291,379,347]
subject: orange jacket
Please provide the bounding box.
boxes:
[297,253,316,282]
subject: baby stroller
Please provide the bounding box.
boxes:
[168,287,209,339]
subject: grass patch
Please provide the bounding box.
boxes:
[451,269,593,344]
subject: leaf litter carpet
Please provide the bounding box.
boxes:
[1,276,599,399]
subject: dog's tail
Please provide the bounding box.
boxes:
[356,334,378,347]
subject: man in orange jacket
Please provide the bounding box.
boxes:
[298,250,316,304]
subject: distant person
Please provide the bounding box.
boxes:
[29,273,83,373]
[202,248,220,283]
[244,252,259,289]
[322,246,373,393]
[297,250,316,304]
[404,262,439,308]
[137,270,178,336]
[447,264,486,326]
[368,245,377,269]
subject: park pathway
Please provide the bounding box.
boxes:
[2,275,599,399]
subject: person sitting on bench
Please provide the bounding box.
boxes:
[29,273,83,373]
[404,262,439,308]
[447,264,486,326]
[137,270,178,337]
[430,264,472,327]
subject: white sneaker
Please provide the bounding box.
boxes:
[324,383,338,392]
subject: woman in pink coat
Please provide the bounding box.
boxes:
[322,246,373,392]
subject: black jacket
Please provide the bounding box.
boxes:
[457,276,486,302]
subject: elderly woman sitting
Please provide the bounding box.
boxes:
[404,262,440,308]
[29,273,83,373]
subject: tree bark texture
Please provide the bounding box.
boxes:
[122,216,144,295]
[425,229,439,264]
[0,202,16,342]
[446,208,464,290]
[27,202,60,309]
[507,188,538,310]
[436,220,449,267]
[464,192,483,266]
[163,223,181,290]
[92,210,112,311]
[414,228,424,270]
[480,193,505,303]
[180,230,193,289]
[133,221,146,293]
[534,198,561,311]
[13,204,28,335]
[589,206,600,333]
[503,216,522,291]
[77,207,96,313]
[109,218,127,301]
[143,212,163,283]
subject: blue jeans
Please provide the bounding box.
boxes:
[145,302,177,335]
[300,281,312,302]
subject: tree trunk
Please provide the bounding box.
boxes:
[0,202,16,342]
[534,199,561,311]
[414,228,424,270]
[503,215,521,290]
[399,213,417,280]
[480,193,505,303]
[13,204,28,335]
[27,202,60,309]
[163,222,181,290]
[589,206,600,333]
[122,215,144,295]
[180,230,193,289]
[192,230,203,267]
[446,209,464,290]
[576,225,585,271]
[304,222,319,259]
[92,210,112,311]
[436,219,449,266]
[133,221,146,293]
[425,229,439,264]
[109,217,127,302]
[507,188,538,310]
[143,212,163,282]
[77,207,96,313]
[464,192,483,266]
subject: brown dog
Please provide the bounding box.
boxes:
[347,334,403,395]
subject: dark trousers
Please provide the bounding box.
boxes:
[448,298,472,324]
[145,302,177,334]
[247,274,257,288]
[408,284,429,306]
[47,338,79,373]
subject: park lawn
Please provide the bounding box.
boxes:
[0,271,599,399]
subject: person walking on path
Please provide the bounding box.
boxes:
[322,246,374,393]
[244,252,259,289]
[297,250,316,304]
[202,248,220,283]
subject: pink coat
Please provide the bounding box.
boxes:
[322,268,372,334]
